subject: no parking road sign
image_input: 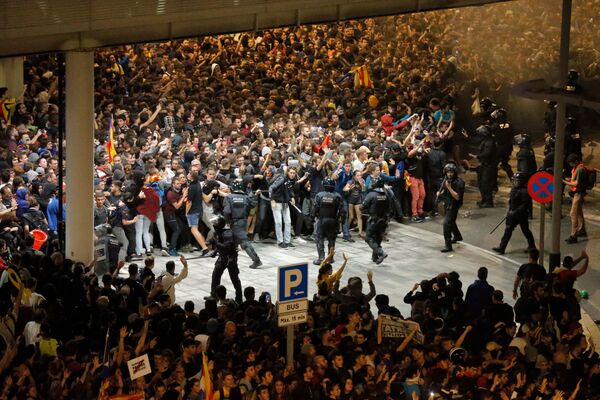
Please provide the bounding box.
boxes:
[528,171,554,204]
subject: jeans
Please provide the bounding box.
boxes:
[272,202,291,244]
[111,226,129,262]
[135,214,152,254]
[154,209,168,249]
[165,214,185,250]
[341,199,350,239]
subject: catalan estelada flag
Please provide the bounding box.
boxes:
[201,352,214,400]
[352,65,373,89]
[106,115,117,164]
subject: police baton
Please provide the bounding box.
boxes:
[434,176,447,204]
[289,202,302,214]
[489,216,507,235]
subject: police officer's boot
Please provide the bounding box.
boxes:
[314,242,325,265]
[440,240,453,253]
[492,245,505,255]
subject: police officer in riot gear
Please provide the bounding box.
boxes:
[477,97,497,124]
[223,180,262,269]
[492,172,536,254]
[515,134,537,181]
[210,216,243,303]
[312,177,345,265]
[437,163,465,253]
[471,125,497,208]
[362,178,393,264]
[565,116,582,165]
[542,135,556,173]
[491,108,514,180]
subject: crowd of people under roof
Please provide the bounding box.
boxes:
[0,1,598,398]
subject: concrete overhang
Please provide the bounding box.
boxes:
[0,0,510,57]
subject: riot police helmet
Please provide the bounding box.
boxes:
[211,216,227,231]
[371,178,385,190]
[230,180,245,193]
[323,177,335,192]
[491,108,507,122]
[475,125,492,136]
[450,347,467,365]
[544,135,556,154]
[480,97,493,111]
[443,163,458,180]
[512,172,528,187]
[516,133,531,147]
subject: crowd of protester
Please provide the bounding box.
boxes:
[0,0,599,398]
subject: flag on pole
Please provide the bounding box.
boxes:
[106,115,117,164]
[352,65,373,89]
[200,352,214,400]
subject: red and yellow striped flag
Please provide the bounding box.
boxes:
[201,352,214,400]
[353,65,373,89]
[106,115,117,164]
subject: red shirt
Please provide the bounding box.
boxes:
[136,186,160,222]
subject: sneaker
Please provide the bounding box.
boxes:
[278,242,287,248]
[161,248,169,256]
[343,237,355,243]
[452,236,463,243]
[285,242,295,248]
[492,247,505,254]
[412,216,424,223]
[249,261,262,269]
[168,249,179,257]
[565,236,578,244]
[375,252,388,265]
[576,229,587,237]
[145,250,153,256]
[304,235,315,242]
[440,246,453,253]
[313,259,323,265]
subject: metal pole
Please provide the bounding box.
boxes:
[286,325,294,368]
[549,0,572,272]
[539,206,545,267]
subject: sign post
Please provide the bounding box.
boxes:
[277,263,309,368]
[527,172,554,268]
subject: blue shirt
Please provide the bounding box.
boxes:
[364,172,398,193]
[46,197,65,232]
[334,168,353,196]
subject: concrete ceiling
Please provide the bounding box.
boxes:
[0,0,510,57]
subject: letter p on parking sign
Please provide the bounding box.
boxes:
[278,263,308,302]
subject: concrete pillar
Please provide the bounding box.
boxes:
[549,0,572,271]
[0,57,24,98]
[65,51,95,263]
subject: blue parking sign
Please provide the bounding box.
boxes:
[278,263,308,302]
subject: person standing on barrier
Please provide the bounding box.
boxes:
[210,216,242,303]
[223,180,262,269]
[362,178,393,264]
[438,163,465,253]
[492,172,536,255]
[312,177,345,265]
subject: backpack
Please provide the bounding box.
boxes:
[584,166,597,191]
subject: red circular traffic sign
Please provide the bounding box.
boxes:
[527,171,554,204]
